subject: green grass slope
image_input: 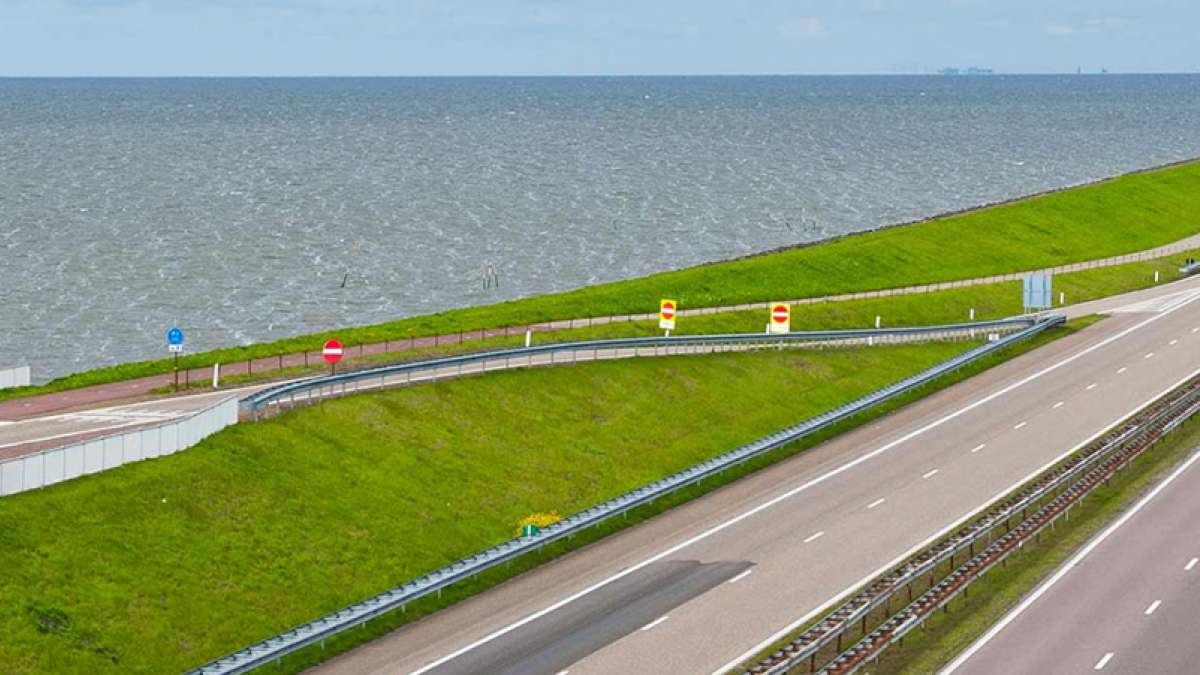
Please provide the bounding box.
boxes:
[0,342,972,674]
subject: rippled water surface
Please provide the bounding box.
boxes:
[2,75,1199,381]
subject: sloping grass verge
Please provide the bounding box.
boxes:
[0,341,969,674]
[0,318,1087,673]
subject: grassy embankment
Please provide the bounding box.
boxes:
[4,159,1199,401]
[862,412,1200,675]
[0,319,1088,675]
[155,249,1195,394]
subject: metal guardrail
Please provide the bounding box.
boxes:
[816,376,1200,675]
[745,369,1200,674]
[243,317,1042,418]
[191,314,1063,674]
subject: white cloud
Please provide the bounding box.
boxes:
[778,17,826,40]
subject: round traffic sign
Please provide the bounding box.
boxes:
[167,327,185,345]
[661,302,676,320]
[322,339,344,365]
[771,304,789,323]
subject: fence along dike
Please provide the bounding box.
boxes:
[0,397,239,497]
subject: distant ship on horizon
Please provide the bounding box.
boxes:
[937,66,994,75]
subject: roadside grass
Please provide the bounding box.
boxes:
[150,250,1190,396]
[4,160,1198,401]
[857,414,1200,675]
[0,317,1088,674]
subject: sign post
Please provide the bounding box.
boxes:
[166,327,185,392]
[659,299,677,333]
[768,302,791,334]
[323,339,344,375]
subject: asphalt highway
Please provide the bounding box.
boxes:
[312,283,1200,675]
[943,449,1200,675]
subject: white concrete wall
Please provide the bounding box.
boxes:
[0,366,31,389]
[0,397,239,497]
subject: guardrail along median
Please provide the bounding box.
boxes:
[744,368,1200,675]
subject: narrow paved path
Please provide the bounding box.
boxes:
[4,234,1198,422]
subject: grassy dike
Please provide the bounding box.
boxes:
[863,413,1200,675]
[5,159,1199,401]
[155,249,1193,395]
[0,326,1089,675]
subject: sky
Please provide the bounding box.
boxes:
[1,0,1196,77]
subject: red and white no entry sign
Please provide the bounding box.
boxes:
[323,339,344,364]
[768,303,790,334]
[659,299,678,330]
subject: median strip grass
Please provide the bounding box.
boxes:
[864,412,1200,675]
[5,159,1199,401]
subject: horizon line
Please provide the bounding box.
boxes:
[2,70,1199,79]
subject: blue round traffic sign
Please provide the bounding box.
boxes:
[167,327,185,346]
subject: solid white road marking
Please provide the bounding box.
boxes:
[922,469,939,479]
[1014,421,1028,429]
[1052,401,1065,409]
[410,294,1200,675]
[867,498,886,509]
[1094,653,1114,670]
[1144,600,1161,615]
[1086,383,1097,391]
[803,531,825,543]
[641,615,669,631]
[728,569,753,584]
[970,443,986,453]
[1186,558,1198,572]
[941,447,1200,674]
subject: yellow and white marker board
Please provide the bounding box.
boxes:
[659,299,678,330]
[768,302,790,334]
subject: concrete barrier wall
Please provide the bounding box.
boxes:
[0,366,31,390]
[0,397,238,497]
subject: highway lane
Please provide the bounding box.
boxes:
[312,285,1200,675]
[944,449,1200,675]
